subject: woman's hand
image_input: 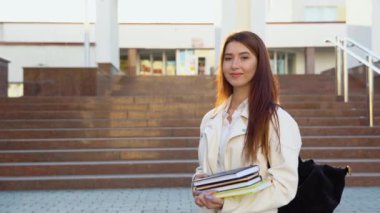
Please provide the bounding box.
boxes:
[192,173,207,199]
[192,173,224,210]
[194,190,224,210]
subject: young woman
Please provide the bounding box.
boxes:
[192,31,302,212]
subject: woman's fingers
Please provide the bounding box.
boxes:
[195,192,208,207]
[195,192,224,209]
[192,189,201,197]
[193,189,224,210]
[193,173,208,180]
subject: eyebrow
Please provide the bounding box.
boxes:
[224,51,251,56]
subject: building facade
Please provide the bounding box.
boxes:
[0,0,379,86]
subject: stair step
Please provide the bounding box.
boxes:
[288,109,375,117]
[302,136,380,147]
[0,127,199,139]
[315,159,380,173]
[0,137,199,150]
[0,173,379,190]
[301,147,380,159]
[0,119,202,129]
[2,94,379,104]
[295,117,380,126]
[1,117,380,129]
[0,147,378,162]
[1,108,378,119]
[300,126,380,136]
[0,148,198,162]
[1,159,378,176]
[0,103,213,111]
[346,173,380,186]
[0,160,198,176]
[1,101,378,111]
[0,136,379,150]
[0,173,193,190]
[1,126,380,139]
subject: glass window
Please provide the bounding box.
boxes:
[269,50,296,75]
[166,51,176,76]
[120,55,128,73]
[139,51,151,75]
[136,49,213,76]
[269,51,276,74]
[276,52,286,75]
[152,52,162,75]
[138,50,176,75]
[304,6,337,22]
[287,53,296,74]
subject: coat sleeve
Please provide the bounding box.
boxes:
[193,110,213,179]
[221,108,302,212]
[195,110,223,213]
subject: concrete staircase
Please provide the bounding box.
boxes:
[0,75,379,190]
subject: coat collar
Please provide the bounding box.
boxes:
[210,96,249,119]
[204,96,250,173]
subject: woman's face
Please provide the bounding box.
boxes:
[222,41,258,91]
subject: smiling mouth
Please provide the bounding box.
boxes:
[230,73,243,78]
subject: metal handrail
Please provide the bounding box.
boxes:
[345,37,380,61]
[326,37,379,127]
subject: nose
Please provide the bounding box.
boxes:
[231,58,239,70]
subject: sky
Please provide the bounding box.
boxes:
[0,0,216,23]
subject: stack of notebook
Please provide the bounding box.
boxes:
[193,165,271,198]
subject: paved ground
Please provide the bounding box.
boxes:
[0,187,378,213]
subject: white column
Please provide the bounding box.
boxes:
[214,0,236,71]
[84,0,90,67]
[236,0,251,31]
[250,0,266,41]
[372,0,380,54]
[95,0,119,70]
[214,0,266,71]
[162,51,167,75]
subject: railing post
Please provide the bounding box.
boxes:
[342,39,349,103]
[368,55,374,127]
[336,37,342,96]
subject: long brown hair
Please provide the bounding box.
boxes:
[216,31,279,162]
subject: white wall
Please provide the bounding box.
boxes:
[372,0,380,55]
[1,23,214,49]
[266,22,346,48]
[2,23,95,42]
[295,50,305,74]
[0,23,3,40]
[0,0,214,23]
[346,0,372,26]
[267,0,345,22]
[266,0,294,22]
[251,0,266,40]
[0,45,96,82]
[315,47,335,74]
[301,0,346,21]
[346,25,372,68]
[119,24,214,49]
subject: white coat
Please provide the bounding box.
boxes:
[194,99,302,213]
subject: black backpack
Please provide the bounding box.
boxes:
[278,157,350,213]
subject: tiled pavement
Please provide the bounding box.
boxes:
[0,187,378,213]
